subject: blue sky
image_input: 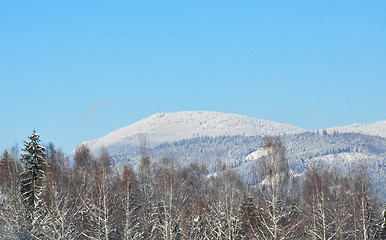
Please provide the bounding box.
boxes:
[1,1,385,154]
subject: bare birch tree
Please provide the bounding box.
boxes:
[206,167,244,240]
[252,136,300,240]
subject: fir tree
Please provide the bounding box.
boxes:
[20,130,48,238]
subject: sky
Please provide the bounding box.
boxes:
[1,1,385,154]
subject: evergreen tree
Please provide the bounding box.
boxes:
[20,130,48,238]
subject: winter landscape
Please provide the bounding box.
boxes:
[1,112,385,239]
[1,1,385,239]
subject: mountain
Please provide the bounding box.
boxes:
[326,121,386,138]
[77,112,386,165]
[81,111,305,153]
[77,111,386,197]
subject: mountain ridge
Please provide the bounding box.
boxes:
[81,111,306,152]
[326,120,386,138]
[80,111,385,154]
[75,111,386,198]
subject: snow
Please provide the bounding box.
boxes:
[312,152,374,164]
[326,121,386,138]
[77,111,386,156]
[80,111,305,152]
[245,148,268,161]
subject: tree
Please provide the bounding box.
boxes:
[43,178,78,239]
[117,164,141,240]
[71,145,95,238]
[302,164,339,240]
[20,130,48,238]
[252,136,300,240]
[43,143,77,239]
[1,149,22,191]
[84,149,118,240]
[351,165,380,240]
[381,205,386,239]
[152,157,180,240]
[73,145,93,176]
[206,168,244,239]
[175,162,208,240]
[239,193,260,239]
[137,137,154,239]
[0,149,25,239]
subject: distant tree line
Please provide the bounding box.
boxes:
[0,132,385,239]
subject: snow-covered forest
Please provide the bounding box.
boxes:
[0,132,385,239]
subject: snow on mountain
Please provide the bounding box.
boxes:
[75,112,386,198]
[326,121,386,138]
[80,111,305,152]
[313,152,376,164]
[79,112,386,155]
[245,148,268,161]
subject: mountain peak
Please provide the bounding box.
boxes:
[81,111,305,152]
[79,112,386,154]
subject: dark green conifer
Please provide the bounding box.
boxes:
[20,130,47,237]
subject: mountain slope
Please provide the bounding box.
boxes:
[327,121,386,138]
[81,111,305,152]
[76,112,386,198]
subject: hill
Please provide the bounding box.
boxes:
[76,111,386,197]
[81,111,305,154]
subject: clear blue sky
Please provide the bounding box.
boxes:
[1,1,385,154]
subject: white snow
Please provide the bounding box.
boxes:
[77,111,386,154]
[80,111,305,152]
[326,121,386,138]
[245,148,268,161]
[312,152,374,164]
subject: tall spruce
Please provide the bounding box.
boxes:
[20,130,48,237]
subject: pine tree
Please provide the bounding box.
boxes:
[20,130,48,238]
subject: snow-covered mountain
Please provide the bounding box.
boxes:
[80,111,386,155]
[75,111,386,198]
[81,111,305,153]
[326,121,386,138]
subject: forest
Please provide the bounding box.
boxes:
[0,131,385,239]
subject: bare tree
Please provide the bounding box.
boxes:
[151,157,181,240]
[0,149,25,239]
[380,205,386,239]
[42,143,79,239]
[71,145,95,238]
[175,162,208,240]
[302,164,340,240]
[252,136,300,240]
[330,172,352,240]
[205,167,244,240]
[79,150,119,240]
[351,165,381,240]
[137,137,156,239]
[117,164,141,239]
[43,180,78,239]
